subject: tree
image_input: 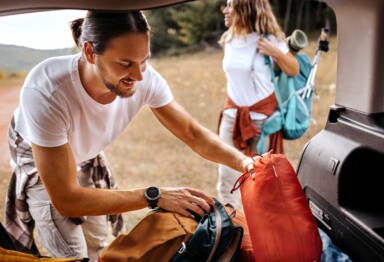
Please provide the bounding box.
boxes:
[146,0,336,55]
[145,8,185,55]
[170,0,225,49]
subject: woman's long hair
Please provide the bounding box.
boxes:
[220,0,284,45]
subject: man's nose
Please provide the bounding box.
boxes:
[130,63,143,81]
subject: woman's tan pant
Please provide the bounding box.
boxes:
[217,112,269,210]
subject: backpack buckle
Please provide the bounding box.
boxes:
[177,242,187,254]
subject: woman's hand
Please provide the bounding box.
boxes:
[257,36,282,57]
[257,36,299,76]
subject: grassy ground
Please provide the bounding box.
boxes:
[0,37,337,251]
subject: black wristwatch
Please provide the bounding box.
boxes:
[144,186,161,209]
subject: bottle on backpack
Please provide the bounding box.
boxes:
[287,29,309,54]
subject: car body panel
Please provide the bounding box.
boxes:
[298,0,384,261]
[0,0,192,17]
[325,0,384,114]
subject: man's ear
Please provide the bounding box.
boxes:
[84,42,96,64]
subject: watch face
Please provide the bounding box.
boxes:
[146,186,160,200]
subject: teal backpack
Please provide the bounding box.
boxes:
[257,52,313,153]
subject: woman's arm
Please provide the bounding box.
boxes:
[257,36,299,76]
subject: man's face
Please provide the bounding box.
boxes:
[94,32,150,98]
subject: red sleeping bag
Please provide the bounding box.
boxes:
[232,152,322,262]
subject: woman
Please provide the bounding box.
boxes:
[217,0,299,209]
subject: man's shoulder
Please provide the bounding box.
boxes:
[23,54,79,94]
[33,53,78,70]
[27,54,78,81]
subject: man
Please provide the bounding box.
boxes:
[5,11,253,261]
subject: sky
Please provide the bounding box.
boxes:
[0,10,87,50]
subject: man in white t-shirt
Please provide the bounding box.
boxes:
[5,11,254,261]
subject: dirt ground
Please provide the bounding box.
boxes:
[0,85,19,167]
[0,84,20,221]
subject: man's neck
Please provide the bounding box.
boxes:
[78,57,116,104]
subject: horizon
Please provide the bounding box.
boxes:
[0,42,74,51]
[0,10,86,50]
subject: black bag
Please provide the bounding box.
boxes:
[98,198,243,262]
[172,198,243,262]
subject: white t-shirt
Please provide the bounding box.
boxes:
[222,32,289,119]
[14,54,173,164]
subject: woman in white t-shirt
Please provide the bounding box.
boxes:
[217,0,299,209]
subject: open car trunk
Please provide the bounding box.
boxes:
[1,0,383,260]
[297,0,384,261]
[0,0,193,16]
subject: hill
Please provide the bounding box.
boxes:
[0,44,74,72]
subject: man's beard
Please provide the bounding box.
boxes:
[101,77,133,98]
[97,61,134,99]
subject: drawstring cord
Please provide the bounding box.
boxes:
[230,171,250,193]
[230,153,262,193]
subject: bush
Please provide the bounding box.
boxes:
[0,71,7,80]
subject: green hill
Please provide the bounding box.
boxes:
[0,44,75,72]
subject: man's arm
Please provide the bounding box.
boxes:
[32,142,213,218]
[151,101,254,174]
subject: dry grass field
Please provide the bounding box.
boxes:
[0,37,337,247]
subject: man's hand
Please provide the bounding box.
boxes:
[157,187,215,219]
[242,157,255,173]
[242,156,257,179]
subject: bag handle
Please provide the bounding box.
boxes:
[224,203,236,219]
[206,204,222,262]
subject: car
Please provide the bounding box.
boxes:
[0,0,383,261]
[296,0,384,261]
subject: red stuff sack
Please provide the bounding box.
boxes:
[232,152,322,262]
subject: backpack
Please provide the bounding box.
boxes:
[98,198,243,262]
[231,152,323,262]
[256,51,313,153]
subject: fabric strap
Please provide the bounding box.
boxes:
[5,117,125,255]
[264,33,286,126]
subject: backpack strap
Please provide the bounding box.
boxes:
[254,33,285,154]
[206,204,222,262]
[263,34,285,125]
[263,33,283,105]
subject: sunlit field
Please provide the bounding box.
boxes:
[0,37,337,242]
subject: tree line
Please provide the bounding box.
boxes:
[145,0,336,55]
